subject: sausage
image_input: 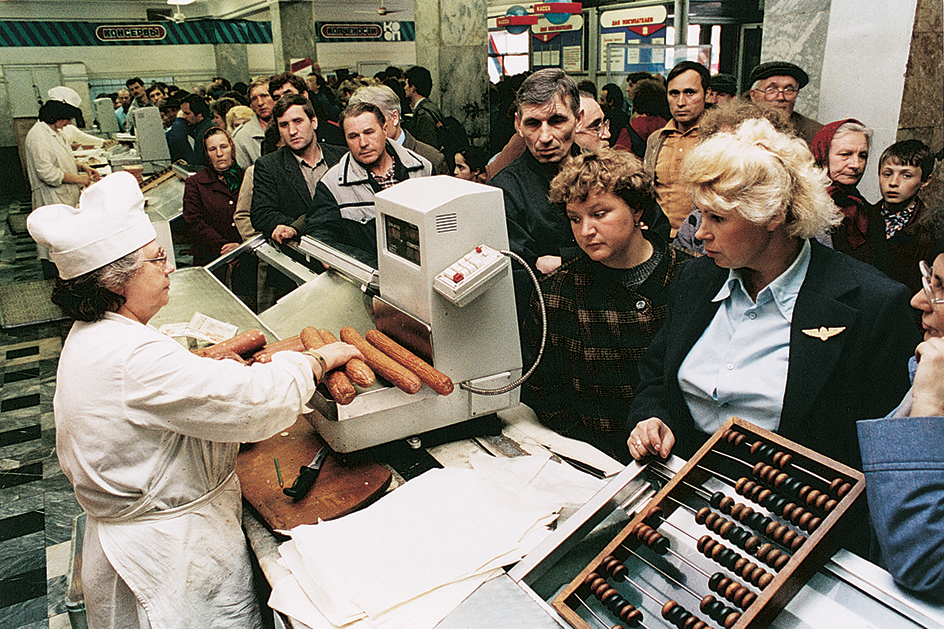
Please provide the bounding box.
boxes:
[300,327,356,405]
[318,329,375,387]
[251,335,304,363]
[339,327,422,394]
[365,329,454,395]
[192,329,267,359]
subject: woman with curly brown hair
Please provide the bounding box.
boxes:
[520,148,690,461]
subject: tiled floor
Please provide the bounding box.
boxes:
[0,198,85,629]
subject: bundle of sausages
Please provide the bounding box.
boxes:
[192,326,453,405]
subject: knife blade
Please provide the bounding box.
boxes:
[283,446,328,501]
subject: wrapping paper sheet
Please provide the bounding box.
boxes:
[271,451,606,628]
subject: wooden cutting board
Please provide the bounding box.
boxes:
[237,417,391,531]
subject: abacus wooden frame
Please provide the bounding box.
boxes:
[550,416,866,629]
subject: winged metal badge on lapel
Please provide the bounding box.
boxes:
[802,326,846,341]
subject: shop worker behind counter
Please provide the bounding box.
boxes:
[626,119,917,553]
[27,171,362,629]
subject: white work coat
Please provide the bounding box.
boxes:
[55,313,315,629]
[25,120,81,210]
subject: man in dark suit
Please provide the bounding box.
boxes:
[250,94,345,243]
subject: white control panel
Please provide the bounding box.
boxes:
[433,245,510,307]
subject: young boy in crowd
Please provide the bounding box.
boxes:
[879,139,937,295]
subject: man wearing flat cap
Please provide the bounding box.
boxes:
[749,61,823,145]
[706,73,737,106]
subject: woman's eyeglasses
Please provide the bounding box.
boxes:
[142,248,169,268]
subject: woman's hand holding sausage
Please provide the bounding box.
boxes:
[627,418,675,460]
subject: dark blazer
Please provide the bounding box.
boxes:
[249,142,346,239]
[627,240,918,471]
[402,131,448,175]
[182,167,242,265]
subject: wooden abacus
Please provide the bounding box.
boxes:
[551,416,865,629]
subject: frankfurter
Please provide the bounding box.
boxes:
[251,335,304,363]
[318,329,375,387]
[365,329,454,395]
[300,327,356,405]
[339,327,422,394]
[192,329,267,359]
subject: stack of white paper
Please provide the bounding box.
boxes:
[270,451,605,629]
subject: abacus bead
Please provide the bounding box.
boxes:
[758,571,774,588]
[809,517,822,532]
[745,535,761,554]
[775,552,791,570]
[770,496,789,514]
[773,523,789,542]
[780,453,792,469]
[589,576,605,591]
[730,503,745,520]
[824,499,838,514]
[696,506,710,525]
[782,529,798,548]
[693,621,709,629]
[675,609,692,627]
[837,482,852,498]
[699,595,717,614]
[684,616,698,629]
[661,600,677,620]
[653,534,670,554]
[705,512,719,528]
[719,496,735,512]
[798,511,813,529]
[724,581,740,600]
[757,488,773,504]
[829,477,843,493]
[743,591,757,607]
[774,472,789,488]
[752,461,765,477]
[735,433,746,446]
[697,536,710,552]
[807,489,822,506]
[735,478,749,494]
[647,506,664,526]
[601,588,619,604]
[709,572,724,591]
[799,485,812,500]
[583,573,597,587]
[594,581,610,597]
[734,557,748,574]
[724,429,736,444]
[785,478,804,495]
[711,491,725,509]
[750,441,763,456]
[724,611,741,628]
[732,586,747,608]
[718,520,734,538]
[790,535,805,552]
[815,493,830,510]
[612,563,628,579]
[607,595,628,613]
[781,502,796,520]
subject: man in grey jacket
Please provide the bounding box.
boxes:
[306,102,431,267]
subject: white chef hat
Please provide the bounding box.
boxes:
[47,86,82,108]
[27,172,156,280]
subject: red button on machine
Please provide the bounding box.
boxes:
[452,272,464,283]
[475,246,482,253]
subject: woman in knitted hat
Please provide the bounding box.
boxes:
[25,86,101,277]
[810,119,891,274]
[28,171,361,629]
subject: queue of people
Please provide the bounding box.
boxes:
[26,57,944,629]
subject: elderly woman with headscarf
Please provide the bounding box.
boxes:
[626,120,917,547]
[25,86,101,276]
[810,118,891,273]
[27,171,361,629]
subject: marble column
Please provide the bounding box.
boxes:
[215,43,250,85]
[759,0,831,121]
[415,0,489,145]
[270,0,317,73]
[899,0,944,213]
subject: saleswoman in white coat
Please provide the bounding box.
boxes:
[28,171,362,629]
[25,86,101,277]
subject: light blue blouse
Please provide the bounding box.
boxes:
[678,239,812,434]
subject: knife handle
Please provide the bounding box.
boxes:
[283,465,320,501]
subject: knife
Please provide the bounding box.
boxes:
[283,447,328,501]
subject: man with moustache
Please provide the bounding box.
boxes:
[643,61,709,236]
[306,101,431,267]
[250,94,345,245]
